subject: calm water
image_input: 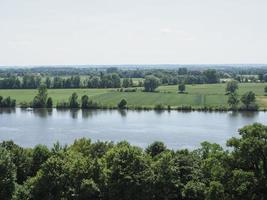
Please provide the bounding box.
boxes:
[0,108,266,149]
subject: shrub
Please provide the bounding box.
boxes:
[118,99,127,109]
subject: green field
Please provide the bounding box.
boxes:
[1,83,267,108]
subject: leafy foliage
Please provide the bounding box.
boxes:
[0,124,267,199]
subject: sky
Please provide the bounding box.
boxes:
[0,0,267,66]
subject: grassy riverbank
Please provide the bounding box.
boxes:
[0,83,267,108]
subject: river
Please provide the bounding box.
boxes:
[0,108,266,149]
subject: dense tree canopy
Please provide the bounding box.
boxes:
[0,123,267,199]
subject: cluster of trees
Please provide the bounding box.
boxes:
[0,96,16,107]
[1,123,267,199]
[0,76,42,89]
[226,81,258,110]
[4,66,267,87]
[0,74,134,89]
[3,67,267,90]
[0,68,221,90]
[19,85,53,108]
[56,93,98,109]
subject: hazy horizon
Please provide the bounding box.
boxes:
[1,0,267,66]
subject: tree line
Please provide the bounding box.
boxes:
[0,123,267,199]
[0,74,135,89]
[0,69,223,89]
[3,66,267,88]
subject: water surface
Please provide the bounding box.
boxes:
[0,108,266,149]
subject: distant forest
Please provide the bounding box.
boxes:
[1,66,267,89]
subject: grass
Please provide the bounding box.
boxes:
[0,83,267,108]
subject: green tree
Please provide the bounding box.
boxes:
[117,99,127,109]
[45,77,52,88]
[178,83,186,93]
[81,95,90,109]
[227,123,267,198]
[229,170,256,200]
[264,86,267,95]
[46,97,53,108]
[0,141,32,184]
[182,181,206,200]
[104,142,153,200]
[122,78,130,88]
[226,80,238,94]
[0,96,16,107]
[0,147,16,200]
[30,145,51,176]
[203,69,219,83]
[227,92,239,110]
[206,181,225,200]
[69,92,79,108]
[144,75,160,92]
[145,141,166,157]
[88,76,100,88]
[240,91,256,110]
[32,84,48,108]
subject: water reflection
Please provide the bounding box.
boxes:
[32,108,53,118]
[0,108,15,114]
[70,109,79,119]
[229,111,259,118]
[118,109,127,117]
[154,110,165,115]
[82,109,94,119]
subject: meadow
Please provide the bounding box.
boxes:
[0,83,267,108]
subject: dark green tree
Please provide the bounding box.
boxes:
[227,92,239,110]
[81,95,90,109]
[226,80,239,94]
[45,77,52,88]
[264,86,267,95]
[69,92,79,108]
[182,181,206,200]
[117,99,127,109]
[0,147,16,200]
[104,142,153,200]
[240,91,256,110]
[46,97,53,108]
[32,84,48,108]
[178,83,186,93]
[31,145,51,176]
[203,69,219,83]
[206,181,225,200]
[227,123,267,198]
[145,141,166,157]
[144,75,160,92]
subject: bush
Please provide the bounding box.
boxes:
[154,104,165,110]
[0,96,16,108]
[46,97,53,108]
[118,99,127,109]
[20,101,31,108]
[56,101,69,109]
